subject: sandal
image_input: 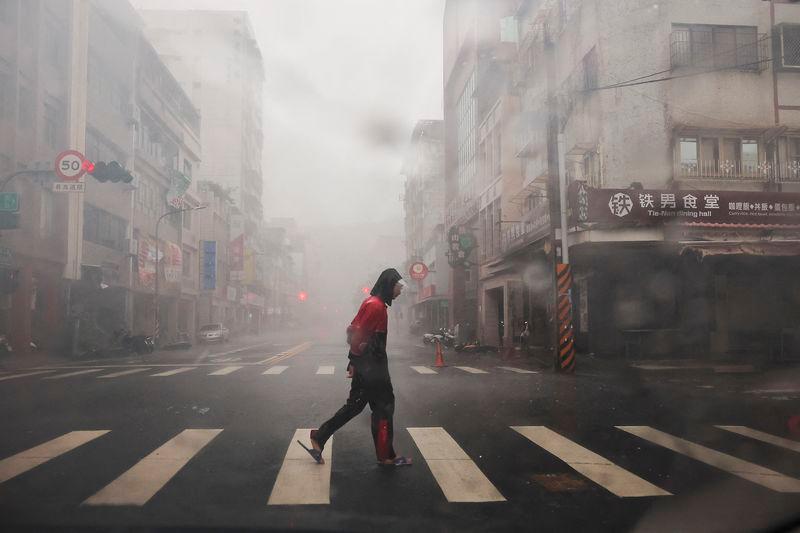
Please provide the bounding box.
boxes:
[298,440,324,464]
[378,456,413,466]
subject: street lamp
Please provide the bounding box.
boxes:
[153,204,206,344]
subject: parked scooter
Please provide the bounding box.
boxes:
[423,328,456,348]
[114,329,155,355]
[0,334,12,357]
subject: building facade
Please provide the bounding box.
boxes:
[139,9,268,332]
[402,120,450,333]
[444,0,800,360]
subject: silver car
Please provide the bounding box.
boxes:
[198,323,230,343]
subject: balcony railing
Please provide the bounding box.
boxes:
[677,159,800,182]
[670,30,769,72]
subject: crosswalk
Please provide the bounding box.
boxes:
[1,364,544,381]
[1,424,797,508]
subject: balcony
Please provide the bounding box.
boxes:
[500,201,551,254]
[677,159,800,183]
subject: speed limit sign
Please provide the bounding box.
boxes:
[55,150,86,181]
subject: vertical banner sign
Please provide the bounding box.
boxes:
[202,241,217,291]
[164,242,182,283]
[229,214,245,281]
[556,263,576,373]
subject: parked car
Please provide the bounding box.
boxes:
[198,324,230,343]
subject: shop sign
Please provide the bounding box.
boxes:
[447,225,477,268]
[202,240,216,291]
[571,182,800,226]
[227,286,237,302]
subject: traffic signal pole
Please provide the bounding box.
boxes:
[64,0,89,356]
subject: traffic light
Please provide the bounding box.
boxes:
[361,286,370,294]
[89,160,134,183]
[298,291,308,302]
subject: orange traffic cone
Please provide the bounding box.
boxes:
[434,339,446,368]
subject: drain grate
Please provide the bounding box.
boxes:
[531,473,589,492]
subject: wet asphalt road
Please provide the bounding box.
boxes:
[0,332,799,532]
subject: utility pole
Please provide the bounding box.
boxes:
[64,0,89,355]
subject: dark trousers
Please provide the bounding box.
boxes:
[315,355,396,461]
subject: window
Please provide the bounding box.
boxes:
[182,209,192,230]
[741,140,759,171]
[790,138,800,164]
[679,137,698,171]
[43,101,62,148]
[40,191,54,237]
[494,130,502,177]
[183,158,192,178]
[84,204,127,252]
[183,248,192,277]
[0,72,9,119]
[18,87,32,129]
[776,24,800,68]
[671,24,760,70]
[583,47,598,89]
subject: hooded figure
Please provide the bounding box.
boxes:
[303,268,412,467]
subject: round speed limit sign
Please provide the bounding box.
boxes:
[55,150,87,181]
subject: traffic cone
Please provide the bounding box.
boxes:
[434,340,445,368]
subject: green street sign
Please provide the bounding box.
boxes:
[0,193,19,212]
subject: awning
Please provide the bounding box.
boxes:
[681,241,800,259]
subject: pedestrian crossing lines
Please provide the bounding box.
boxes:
[0,424,798,507]
[0,430,109,483]
[617,426,800,492]
[151,367,197,377]
[1,363,548,382]
[84,429,222,506]
[208,366,243,376]
[512,426,670,497]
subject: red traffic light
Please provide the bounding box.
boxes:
[82,159,95,173]
[298,291,308,302]
[361,286,370,294]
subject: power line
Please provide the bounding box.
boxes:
[590,33,773,92]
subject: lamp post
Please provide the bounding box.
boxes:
[154,204,206,344]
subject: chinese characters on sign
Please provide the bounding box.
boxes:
[571,185,800,226]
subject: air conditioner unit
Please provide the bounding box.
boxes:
[775,23,800,70]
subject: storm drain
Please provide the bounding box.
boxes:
[531,473,590,492]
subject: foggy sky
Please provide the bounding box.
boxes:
[132,0,445,228]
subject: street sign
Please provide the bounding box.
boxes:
[409,262,429,280]
[0,192,19,212]
[54,150,86,181]
[53,182,85,193]
[0,212,19,230]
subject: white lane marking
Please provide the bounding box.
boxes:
[150,367,196,377]
[454,366,488,374]
[84,429,223,506]
[263,366,289,375]
[617,426,800,493]
[268,429,332,505]
[257,356,279,364]
[511,426,670,497]
[716,426,800,454]
[211,357,233,363]
[98,368,151,379]
[745,388,800,395]
[0,431,110,483]
[407,427,505,503]
[208,366,243,376]
[316,366,335,375]
[0,370,56,381]
[44,368,104,380]
[411,366,437,375]
[497,367,538,374]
